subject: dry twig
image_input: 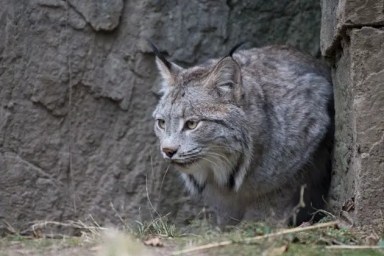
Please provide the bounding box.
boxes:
[172,221,338,255]
[326,245,384,249]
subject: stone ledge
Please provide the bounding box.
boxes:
[350,27,384,233]
[321,0,384,57]
[328,26,384,233]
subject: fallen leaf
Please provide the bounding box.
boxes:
[89,245,102,252]
[263,244,288,256]
[365,233,380,246]
[298,221,311,228]
[32,228,43,238]
[143,237,163,247]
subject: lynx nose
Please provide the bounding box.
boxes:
[162,147,178,158]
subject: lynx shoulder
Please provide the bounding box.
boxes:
[152,44,333,226]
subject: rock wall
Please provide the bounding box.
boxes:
[0,0,322,230]
[321,0,384,233]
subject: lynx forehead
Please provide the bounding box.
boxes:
[152,43,333,226]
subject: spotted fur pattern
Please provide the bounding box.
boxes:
[152,45,333,226]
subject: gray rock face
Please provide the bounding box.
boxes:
[68,0,123,31]
[0,0,322,230]
[321,0,384,56]
[322,0,384,233]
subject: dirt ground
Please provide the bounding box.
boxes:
[1,220,384,256]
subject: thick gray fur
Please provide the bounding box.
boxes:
[152,45,333,226]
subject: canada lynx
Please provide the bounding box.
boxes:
[152,43,333,226]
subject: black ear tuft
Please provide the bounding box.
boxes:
[146,39,172,69]
[228,42,246,57]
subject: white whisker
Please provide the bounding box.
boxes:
[209,145,243,154]
[205,151,234,167]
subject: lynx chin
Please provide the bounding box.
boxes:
[151,43,333,226]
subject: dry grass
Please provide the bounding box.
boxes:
[1,215,384,256]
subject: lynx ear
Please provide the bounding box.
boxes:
[148,40,182,90]
[155,56,182,85]
[206,57,242,100]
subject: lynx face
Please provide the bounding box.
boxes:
[153,54,252,192]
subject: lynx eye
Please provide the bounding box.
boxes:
[185,120,199,130]
[157,119,165,129]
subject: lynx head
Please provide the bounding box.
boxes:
[152,44,253,193]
